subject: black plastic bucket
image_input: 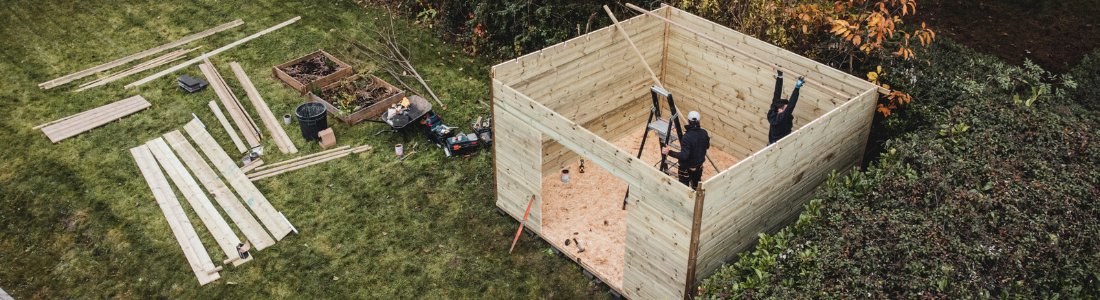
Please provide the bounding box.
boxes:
[295,102,328,141]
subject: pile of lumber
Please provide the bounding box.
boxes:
[130,118,295,285]
[247,144,373,181]
[37,95,151,143]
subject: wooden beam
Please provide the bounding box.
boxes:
[40,95,151,143]
[253,146,350,172]
[39,19,243,90]
[74,47,197,92]
[130,145,221,286]
[624,3,858,97]
[183,119,294,240]
[163,131,276,250]
[247,145,372,181]
[207,100,247,153]
[199,60,261,147]
[684,188,705,299]
[126,17,301,89]
[146,138,252,266]
[604,5,663,89]
[229,62,297,154]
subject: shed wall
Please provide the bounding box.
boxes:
[493,99,544,232]
[695,88,877,279]
[494,79,695,300]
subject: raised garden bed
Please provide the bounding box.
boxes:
[273,50,353,93]
[309,75,404,125]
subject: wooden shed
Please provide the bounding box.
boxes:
[490,5,879,299]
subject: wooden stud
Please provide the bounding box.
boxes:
[207,100,247,153]
[74,47,198,92]
[126,17,301,89]
[39,19,243,89]
[199,60,261,147]
[252,146,350,172]
[229,62,298,154]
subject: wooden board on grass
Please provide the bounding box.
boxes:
[163,130,276,250]
[146,138,252,266]
[130,145,221,286]
[183,119,294,240]
[40,95,151,143]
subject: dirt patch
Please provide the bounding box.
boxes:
[280,55,343,85]
[917,0,1100,73]
[540,127,740,289]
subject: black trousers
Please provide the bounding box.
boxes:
[678,165,703,190]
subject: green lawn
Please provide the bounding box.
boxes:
[0,0,608,298]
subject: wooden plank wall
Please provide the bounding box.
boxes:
[492,104,544,233]
[494,80,694,300]
[490,8,667,176]
[663,7,876,158]
[621,182,692,299]
[694,88,877,280]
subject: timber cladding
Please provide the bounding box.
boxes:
[491,5,877,299]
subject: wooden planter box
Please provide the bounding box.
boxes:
[273,50,354,93]
[309,75,405,125]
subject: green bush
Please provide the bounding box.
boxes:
[360,0,659,58]
[1070,50,1100,110]
[698,40,1100,298]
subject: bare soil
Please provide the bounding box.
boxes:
[917,0,1100,73]
[281,54,343,85]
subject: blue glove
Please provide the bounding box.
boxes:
[795,77,805,89]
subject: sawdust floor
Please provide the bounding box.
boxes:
[541,127,739,289]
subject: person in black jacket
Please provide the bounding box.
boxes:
[662,111,709,189]
[767,70,805,144]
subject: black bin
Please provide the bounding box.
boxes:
[295,102,328,141]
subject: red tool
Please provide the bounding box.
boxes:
[509,195,536,254]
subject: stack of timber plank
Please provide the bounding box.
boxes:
[199,59,262,148]
[39,95,151,143]
[130,118,295,285]
[246,144,372,181]
[229,62,297,154]
[39,19,243,90]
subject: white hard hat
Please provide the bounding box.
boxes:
[687,111,701,122]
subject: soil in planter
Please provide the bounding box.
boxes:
[321,78,399,113]
[281,55,342,85]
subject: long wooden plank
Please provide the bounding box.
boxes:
[253,146,350,172]
[248,145,372,181]
[74,47,196,92]
[199,61,261,147]
[205,59,262,140]
[126,17,301,89]
[163,130,276,251]
[229,62,297,154]
[208,101,247,153]
[39,19,243,89]
[40,95,151,143]
[183,119,294,240]
[146,138,252,266]
[130,145,221,286]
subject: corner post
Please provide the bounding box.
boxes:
[684,187,705,299]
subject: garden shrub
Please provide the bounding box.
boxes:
[698,40,1100,298]
[1070,50,1100,111]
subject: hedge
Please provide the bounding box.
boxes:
[698,40,1100,298]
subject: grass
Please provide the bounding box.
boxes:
[0,0,610,298]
